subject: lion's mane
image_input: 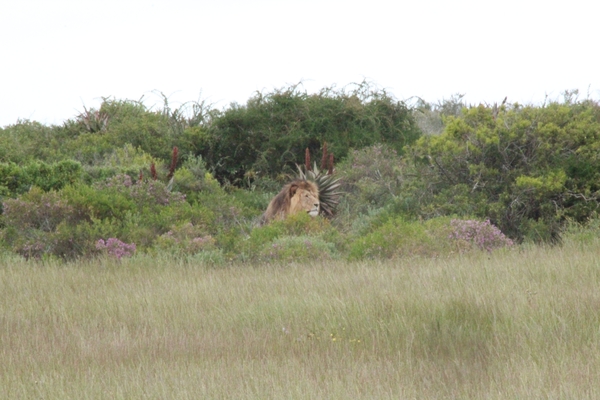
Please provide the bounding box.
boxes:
[260,179,320,224]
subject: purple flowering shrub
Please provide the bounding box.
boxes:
[449,219,514,252]
[2,187,78,231]
[96,238,136,259]
[1,188,81,259]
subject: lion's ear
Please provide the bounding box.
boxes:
[289,184,299,196]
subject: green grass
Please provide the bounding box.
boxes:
[1,239,600,399]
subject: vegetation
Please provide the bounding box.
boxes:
[410,91,600,242]
[200,82,421,184]
[1,235,600,399]
[2,84,600,398]
[1,85,600,261]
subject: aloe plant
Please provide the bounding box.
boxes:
[297,145,342,217]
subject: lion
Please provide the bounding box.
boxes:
[260,179,320,224]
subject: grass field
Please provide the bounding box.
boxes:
[1,239,600,399]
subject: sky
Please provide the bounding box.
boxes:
[1,0,598,127]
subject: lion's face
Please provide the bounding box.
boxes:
[261,179,320,225]
[289,187,320,217]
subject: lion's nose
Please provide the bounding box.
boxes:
[315,203,319,209]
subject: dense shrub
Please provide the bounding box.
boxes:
[0,121,66,163]
[410,96,600,242]
[2,187,82,231]
[200,82,421,184]
[1,187,88,258]
[347,216,510,260]
[1,97,210,170]
[61,100,171,163]
[79,144,158,183]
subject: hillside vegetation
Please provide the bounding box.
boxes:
[1,84,600,260]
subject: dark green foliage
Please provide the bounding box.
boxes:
[200,82,421,184]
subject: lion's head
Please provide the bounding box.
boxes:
[261,179,320,224]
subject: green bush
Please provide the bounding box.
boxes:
[0,98,204,168]
[200,82,421,184]
[0,160,82,197]
[240,213,339,261]
[2,187,81,231]
[0,121,67,163]
[63,99,171,163]
[258,235,338,263]
[347,216,459,260]
[348,217,429,260]
[409,97,600,242]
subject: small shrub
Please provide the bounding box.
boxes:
[248,213,333,248]
[259,235,337,263]
[449,219,514,252]
[96,238,136,259]
[2,187,78,231]
[154,222,216,255]
[240,213,339,262]
[348,217,433,260]
[186,249,227,265]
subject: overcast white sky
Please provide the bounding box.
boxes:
[1,0,598,127]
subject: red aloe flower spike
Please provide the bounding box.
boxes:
[167,146,178,180]
[305,148,311,171]
[328,153,334,175]
[320,142,328,170]
[150,162,157,180]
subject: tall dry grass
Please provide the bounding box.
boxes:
[1,239,599,399]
